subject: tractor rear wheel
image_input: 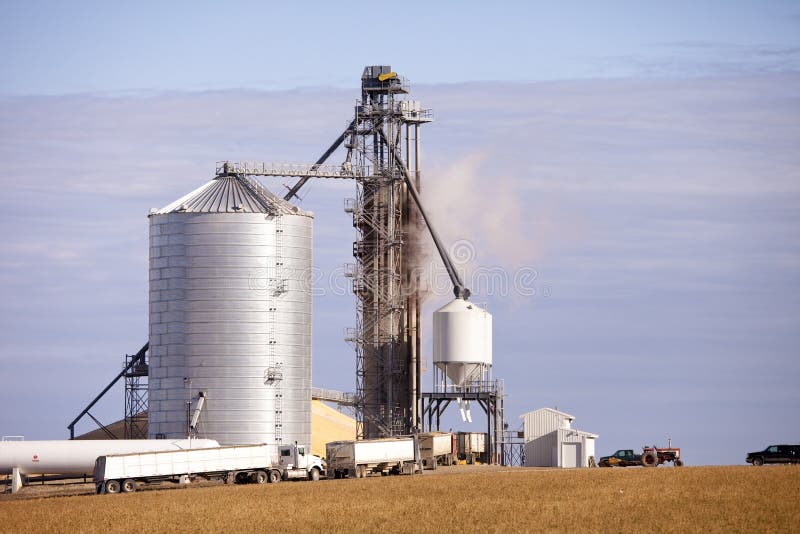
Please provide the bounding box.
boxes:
[641,451,658,467]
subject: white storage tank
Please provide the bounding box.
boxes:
[432,298,492,387]
[147,174,312,446]
[0,439,219,475]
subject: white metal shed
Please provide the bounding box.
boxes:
[520,408,598,468]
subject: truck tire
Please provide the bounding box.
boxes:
[674,459,684,467]
[254,470,268,484]
[309,468,320,482]
[753,457,764,466]
[268,470,281,483]
[122,479,137,493]
[641,451,658,467]
[105,480,121,494]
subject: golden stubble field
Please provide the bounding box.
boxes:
[1,466,798,533]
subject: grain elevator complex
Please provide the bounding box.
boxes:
[2,66,542,494]
[131,65,504,454]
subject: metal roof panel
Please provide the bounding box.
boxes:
[151,176,310,216]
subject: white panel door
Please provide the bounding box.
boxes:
[562,443,580,468]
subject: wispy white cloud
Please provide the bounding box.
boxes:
[586,42,800,80]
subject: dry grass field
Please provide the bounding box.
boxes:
[1,465,798,533]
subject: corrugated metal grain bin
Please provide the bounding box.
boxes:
[147,175,312,446]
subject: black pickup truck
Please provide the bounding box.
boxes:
[746,445,800,466]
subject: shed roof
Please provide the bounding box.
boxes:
[560,428,599,439]
[151,175,310,216]
[519,407,576,421]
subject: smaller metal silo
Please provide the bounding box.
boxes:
[432,299,493,387]
[147,174,313,446]
[432,298,492,423]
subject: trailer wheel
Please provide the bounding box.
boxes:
[674,459,684,467]
[105,480,121,494]
[122,479,137,493]
[641,451,658,467]
[268,470,280,483]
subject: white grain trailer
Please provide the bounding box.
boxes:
[94,443,323,494]
[326,437,420,478]
[419,432,455,470]
[456,432,487,464]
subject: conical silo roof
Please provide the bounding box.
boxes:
[151,175,310,216]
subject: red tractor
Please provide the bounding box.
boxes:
[641,444,683,467]
[599,440,684,467]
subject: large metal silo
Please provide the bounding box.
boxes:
[147,175,312,446]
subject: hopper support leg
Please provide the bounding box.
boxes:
[11,467,23,494]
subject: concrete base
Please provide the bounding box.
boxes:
[11,467,23,494]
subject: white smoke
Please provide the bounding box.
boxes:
[419,149,582,300]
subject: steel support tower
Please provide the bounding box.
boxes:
[421,378,505,465]
[124,350,149,439]
[345,67,432,438]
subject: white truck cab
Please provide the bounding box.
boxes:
[278,444,325,481]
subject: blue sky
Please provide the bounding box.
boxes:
[2,1,799,93]
[0,2,798,466]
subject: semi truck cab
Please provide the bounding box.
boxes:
[278,444,325,481]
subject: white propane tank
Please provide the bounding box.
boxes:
[432,298,492,386]
[0,439,220,475]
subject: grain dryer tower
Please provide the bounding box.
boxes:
[147,171,313,446]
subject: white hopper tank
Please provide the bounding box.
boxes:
[432,298,492,387]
